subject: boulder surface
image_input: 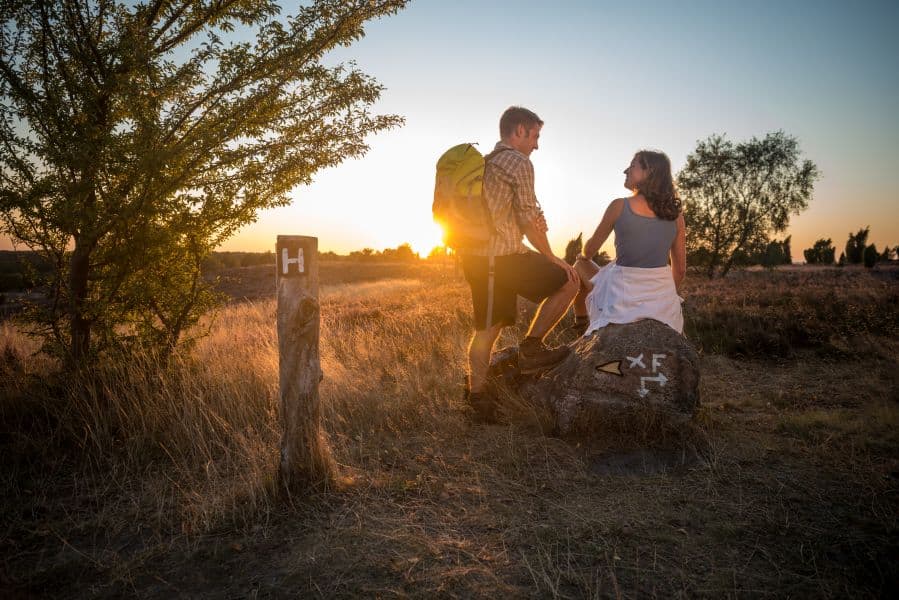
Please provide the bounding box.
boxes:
[488,319,700,435]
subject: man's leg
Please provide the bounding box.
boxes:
[525,275,578,340]
[460,253,516,421]
[507,253,579,373]
[518,279,577,374]
[468,323,503,393]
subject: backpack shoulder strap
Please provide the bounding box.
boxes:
[483,146,514,164]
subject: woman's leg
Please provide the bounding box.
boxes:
[573,259,599,318]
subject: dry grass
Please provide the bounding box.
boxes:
[1,264,897,598]
[684,266,899,358]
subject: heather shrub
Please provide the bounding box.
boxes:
[864,244,878,268]
[684,269,899,358]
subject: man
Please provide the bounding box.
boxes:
[461,106,579,423]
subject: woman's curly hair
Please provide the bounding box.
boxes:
[634,150,681,221]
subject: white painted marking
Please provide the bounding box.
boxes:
[626,353,645,369]
[282,247,305,275]
[651,353,666,373]
[637,372,668,397]
[642,373,668,387]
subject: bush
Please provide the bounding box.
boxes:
[845,227,869,264]
[0,272,24,292]
[803,238,835,265]
[864,244,878,268]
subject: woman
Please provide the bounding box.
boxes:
[572,150,686,335]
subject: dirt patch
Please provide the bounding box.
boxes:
[589,447,708,476]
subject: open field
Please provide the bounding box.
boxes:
[1,263,897,598]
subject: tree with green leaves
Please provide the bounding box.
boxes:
[0,0,408,369]
[844,227,870,264]
[803,238,836,265]
[677,132,819,277]
[760,235,792,267]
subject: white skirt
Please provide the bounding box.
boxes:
[584,263,683,335]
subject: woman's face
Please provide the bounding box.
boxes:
[624,155,649,191]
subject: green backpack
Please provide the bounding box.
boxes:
[432,143,508,251]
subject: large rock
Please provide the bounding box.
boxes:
[488,319,700,435]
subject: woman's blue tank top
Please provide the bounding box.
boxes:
[613,199,676,268]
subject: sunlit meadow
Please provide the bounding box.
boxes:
[1,262,897,597]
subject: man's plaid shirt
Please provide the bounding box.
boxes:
[464,142,543,257]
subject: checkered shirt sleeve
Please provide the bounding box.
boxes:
[468,144,542,256]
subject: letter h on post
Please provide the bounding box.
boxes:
[281,247,305,275]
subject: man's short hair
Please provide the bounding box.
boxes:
[499,106,543,139]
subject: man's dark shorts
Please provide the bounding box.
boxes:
[461,251,568,330]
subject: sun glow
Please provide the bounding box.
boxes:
[404,220,446,257]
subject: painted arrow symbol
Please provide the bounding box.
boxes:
[641,373,668,387]
[637,372,668,397]
[595,360,622,376]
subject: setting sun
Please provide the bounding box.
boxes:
[403,220,445,257]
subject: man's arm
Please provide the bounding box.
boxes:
[507,156,576,282]
[521,218,578,284]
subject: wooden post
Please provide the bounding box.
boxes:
[276,235,334,492]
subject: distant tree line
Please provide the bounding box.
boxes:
[800,228,897,267]
[2,244,432,293]
[204,243,424,270]
[343,243,419,262]
[202,252,276,272]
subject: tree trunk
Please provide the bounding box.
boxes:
[720,258,733,278]
[276,235,335,494]
[68,241,92,367]
[706,246,720,278]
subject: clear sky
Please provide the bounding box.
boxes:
[4,0,899,260]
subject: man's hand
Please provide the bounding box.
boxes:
[553,256,579,285]
[520,215,576,284]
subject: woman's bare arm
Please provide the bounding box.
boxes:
[583,198,624,258]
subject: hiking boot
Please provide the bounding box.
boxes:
[518,337,571,374]
[464,388,498,424]
[566,317,589,337]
